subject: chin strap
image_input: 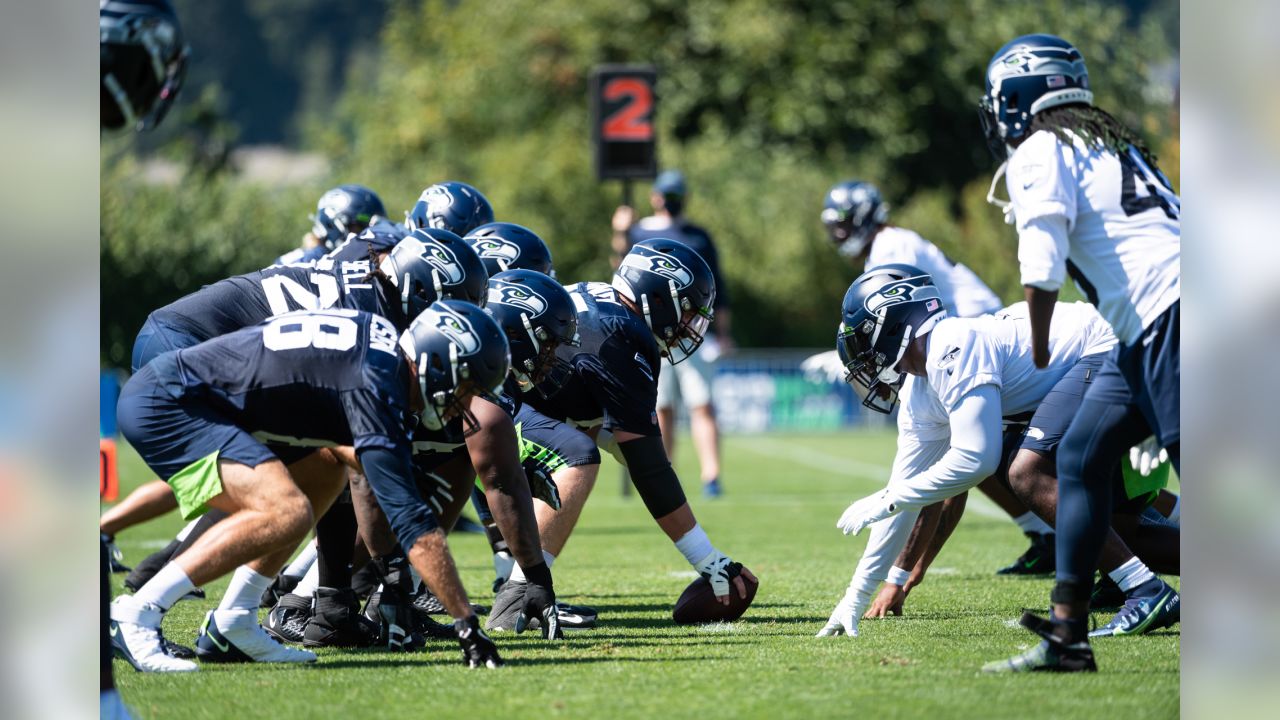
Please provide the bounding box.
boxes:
[985,162,1016,226]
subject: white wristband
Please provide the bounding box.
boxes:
[674,524,715,566]
[887,566,912,587]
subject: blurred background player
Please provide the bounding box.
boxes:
[101,0,188,714]
[811,180,1056,575]
[611,171,732,497]
[277,184,387,265]
[977,34,1181,673]
[407,180,495,237]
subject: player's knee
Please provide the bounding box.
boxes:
[274,491,314,542]
[1007,451,1047,500]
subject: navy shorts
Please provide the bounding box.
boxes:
[515,404,602,473]
[1019,352,1108,457]
[117,354,282,484]
[131,315,205,373]
[1084,302,1180,447]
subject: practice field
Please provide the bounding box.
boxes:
[108,430,1179,719]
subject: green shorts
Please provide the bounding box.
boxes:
[168,451,225,520]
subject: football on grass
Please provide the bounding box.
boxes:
[672,570,758,625]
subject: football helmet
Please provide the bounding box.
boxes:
[379,229,489,320]
[400,300,511,435]
[820,181,889,259]
[335,218,408,259]
[100,0,188,131]
[612,239,716,364]
[838,264,947,413]
[485,270,579,397]
[312,185,387,249]
[464,223,554,278]
[979,34,1093,161]
[405,182,495,237]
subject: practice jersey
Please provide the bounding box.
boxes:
[525,281,662,436]
[628,217,730,310]
[1005,129,1180,345]
[867,227,1003,318]
[901,301,1116,441]
[323,235,396,264]
[148,259,395,342]
[153,309,414,454]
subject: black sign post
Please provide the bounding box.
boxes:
[590,64,657,207]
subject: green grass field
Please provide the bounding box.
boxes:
[109,430,1179,719]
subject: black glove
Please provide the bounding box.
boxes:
[455,615,503,668]
[524,463,562,510]
[514,562,561,639]
[374,553,424,652]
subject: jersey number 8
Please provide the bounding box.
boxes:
[263,311,358,352]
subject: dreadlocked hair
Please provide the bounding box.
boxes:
[1029,104,1165,177]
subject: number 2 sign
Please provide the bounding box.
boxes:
[591,65,657,180]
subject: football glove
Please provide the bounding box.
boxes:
[455,615,503,668]
[693,551,744,600]
[1129,437,1169,477]
[515,581,563,640]
[525,463,562,511]
[837,489,897,536]
[373,554,424,652]
[816,583,872,637]
[801,350,848,384]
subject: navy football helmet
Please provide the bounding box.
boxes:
[485,270,579,397]
[464,223,555,278]
[821,181,889,259]
[400,300,511,435]
[838,264,947,414]
[330,217,408,260]
[405,182,495,237]
[979,34,1093,161]
[100,0,188,131]
[613,239,716,364]
[311,184,387,249]
[379,228,489,320]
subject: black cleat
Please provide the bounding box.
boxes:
[486,580,597,631]
[1090,575,1127,611]
[351,562,380,600]
[304,587,379,648]
[263,593,312,644]
[102,534,132,574]
[996,532,1055,576]
[260,573,301,609]
[982,612,1097,673]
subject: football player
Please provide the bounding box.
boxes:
[486,239,757,631]
[323,217,409,264]
[812,181,1056,576]
[465,222,555,277]
[111,305,510,671]
[101,0,188,713]
[406,181,495,237]
[818,267,1178,646]
[976,34,1181,673]
[277,184,388,265]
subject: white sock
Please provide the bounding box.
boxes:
[508,550,556,583]
[283,541,318,579]
[218,566,273,612]
[134,563,196,611]
[1165,496,1180,525]
[1108,556,1156,593]
[674,524,714,566]
[291,562,320,599]
[1013,511,1053,535]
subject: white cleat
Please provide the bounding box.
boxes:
[195,609,317,664]
[109,595,198,673]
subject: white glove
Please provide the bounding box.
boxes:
[801,350,847,384]
[1129,437,1169,477]
[836,490,897,536]
[816,584,872,637]
[693,550,740,599]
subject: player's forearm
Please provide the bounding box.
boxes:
[407,530,473,620]
[1024,286,1059,368]
[908,491,968,590]
[892,502,943,577]
[481,472,544,572]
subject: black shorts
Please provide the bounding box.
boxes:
[1019,352,1108,458]
[1086,302,1180,447]
[514,404,602,473]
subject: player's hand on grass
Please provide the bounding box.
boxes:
[455,615,503,668]
[801,350,847,384]
[1129,437,1169,477]
[864,583,906,618]
[516,581,563,640]
[695,552,755,605]
[836,490,896,536]
[817,585,868,637]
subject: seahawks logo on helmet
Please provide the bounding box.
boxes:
[474,238,521,267]
[434,306,482,356]
[864,279,941,314]
[487,281,547,317]
[419,184,471,229]
[621,251,693,289]
[419,241,465,284]
[318,188,354,216]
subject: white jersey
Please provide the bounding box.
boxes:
[867,226,1003,318]
[1005,129,1180,345]
[899,301,1116,440]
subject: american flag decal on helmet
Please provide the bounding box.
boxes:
[926,299,940,311]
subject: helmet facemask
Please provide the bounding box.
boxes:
[512,313,580,398]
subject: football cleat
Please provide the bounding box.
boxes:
[351,562,380,599]
[363,590,426,652]
[486,581,597,631]
[102,534,132,573]
[260,573,301,609]
[263,593,312,644]
[981,612,1096,673]
[996,532,1055,575]
[703,478,723,499]
[416,613,459,640]
[109,595,197,673]
[413,585,488,616]
[195,609,317,664]
[1090,575,1127,611]
[304,587,379,648]
[1089,580,1180,637]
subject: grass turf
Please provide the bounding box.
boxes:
[108,430,1179,719]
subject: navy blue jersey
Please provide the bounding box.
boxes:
[525,282,661,436]
[155,309,414,454]
[324,236,394,264]
[627,218,729,310]
[148,260,398,342]
[276,244,329,266]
